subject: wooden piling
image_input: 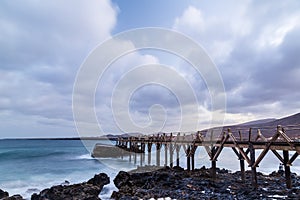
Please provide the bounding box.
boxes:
[164,144,168,167]
[156,143,161,167]
[187,146,191,171]
[169,143,173,167]
[240,153,245,182]
[283,150,292,189]
[147,143,152,165]
[176,145,180,167]
[211,146,217,180]
[191,152,195,171]
[249,143,257,188]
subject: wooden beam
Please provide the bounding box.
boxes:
[287,152,299,166]
[212,133,229,161]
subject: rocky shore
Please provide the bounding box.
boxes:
[1,167,299,200]
[0,173,109,200]
[112,166,300,200]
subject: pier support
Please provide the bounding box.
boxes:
[187,146,191,171]
[249,143,257,188]
[283,150,292,189]
[169,143,173,167]
[211,147,217,180]
[164,144,168,167]
[176,145,180,167]
[147,143,152,165]
[240,154,245,182]
[211,160,216,180]
[156,143,161,167]
[191,153,195,171]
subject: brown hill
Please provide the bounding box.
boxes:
[202,113,300,140]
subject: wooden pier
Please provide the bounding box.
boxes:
[115,125,300,189]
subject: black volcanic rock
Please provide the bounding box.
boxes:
[0,189,9,199]
[0,190,24,200]
[112,167,300,200]
[31,173,109,200]
[2,195,24,200]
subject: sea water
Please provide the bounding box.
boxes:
[0,139,299,199]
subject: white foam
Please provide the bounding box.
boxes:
[76,154,95,160]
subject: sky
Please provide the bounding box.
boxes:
[0,0,300,138]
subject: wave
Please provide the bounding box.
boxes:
[0,150,68,161]
[75,154,95,160]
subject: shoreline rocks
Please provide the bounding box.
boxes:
[0,190,24,200]
[2,167,300,200]
[31,173,109,200]
[0,189,24,200]
[112,166,300,199]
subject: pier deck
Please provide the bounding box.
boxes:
[113,125,300,189]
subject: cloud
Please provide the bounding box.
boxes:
[172,1,300,123]
[0,0,117,137]
[2,1,300,137]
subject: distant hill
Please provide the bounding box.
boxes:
[202,112,300,139]
[106,113,300,140]
[239,118,276,126]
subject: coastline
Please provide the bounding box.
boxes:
[1,166,299,199]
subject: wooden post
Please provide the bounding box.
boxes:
[147,143,152,165]
[164,144,168,167]
[187,146,191,171]
[249,143,257,188]
[191,152,195,171]
[239,152,245,182]
[211,147,217,180]
[169,143,173,168]
[156,143,161,167]
[283,150,292,189]
[211,160,216,180]
[176,145,180,167]
[248,128,252,142]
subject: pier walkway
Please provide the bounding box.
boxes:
[115,125,300,189]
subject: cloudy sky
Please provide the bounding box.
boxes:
[1,0,300,138]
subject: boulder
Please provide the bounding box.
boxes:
[31,173,109,200]
[2,194,24,200]
[0,189,9,199]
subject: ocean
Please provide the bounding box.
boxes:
[0,139,299,199]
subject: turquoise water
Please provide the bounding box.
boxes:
[0,139,135,199]
[0,139,299,199]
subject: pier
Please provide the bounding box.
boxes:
[114,125,300,189]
